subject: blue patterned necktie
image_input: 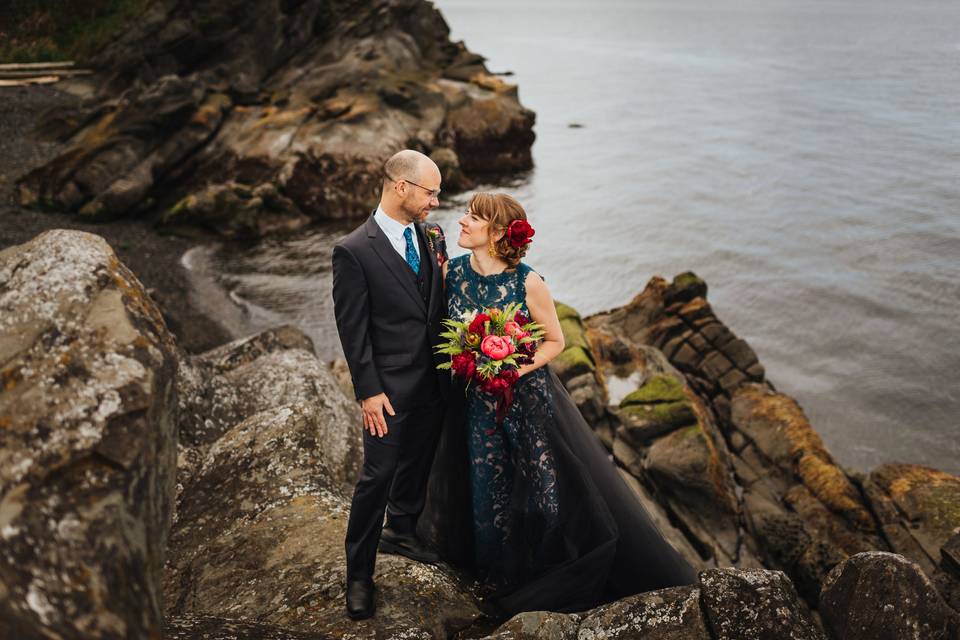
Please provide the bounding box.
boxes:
[403,227,420,275]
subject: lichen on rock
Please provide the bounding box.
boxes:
[0,229,179,639]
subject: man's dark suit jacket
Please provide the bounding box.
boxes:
[332,213,448,411]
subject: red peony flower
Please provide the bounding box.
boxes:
[481,335,512,360]
[507,219,535,248]
[468,313,490,336]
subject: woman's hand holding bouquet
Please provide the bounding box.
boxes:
[436,302,544,425]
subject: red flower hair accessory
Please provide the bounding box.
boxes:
[507,219,535,248]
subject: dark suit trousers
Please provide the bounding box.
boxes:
[344,399,443,581]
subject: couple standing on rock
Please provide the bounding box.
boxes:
[331,149,697,621]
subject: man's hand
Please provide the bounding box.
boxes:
[360,393,396,437]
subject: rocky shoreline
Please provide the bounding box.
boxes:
[1,229,958,638]
[2,1,959,636]
[13,0,536,239]
[4,0,542,353]
[0,84,231,354]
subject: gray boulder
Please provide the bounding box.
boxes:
[819,551,960,640]
[166,331,480,638]
[176,325,362,492]
[481,611,581,639]
[0,229,179,638]
[483,568,824,640]
[577,586,710,639]
[699,568,825,640]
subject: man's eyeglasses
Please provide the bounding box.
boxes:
[385,172,441,199]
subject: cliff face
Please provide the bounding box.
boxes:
[16,0,535,237]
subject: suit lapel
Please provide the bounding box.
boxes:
[367,214,427,314]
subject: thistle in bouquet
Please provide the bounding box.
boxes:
[436,302,545,424]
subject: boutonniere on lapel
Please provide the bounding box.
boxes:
[424,223,448,267]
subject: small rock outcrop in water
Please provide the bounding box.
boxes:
[0,230,179,638]
[15,0,535,238]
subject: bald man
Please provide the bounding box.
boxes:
[332,149,450,620]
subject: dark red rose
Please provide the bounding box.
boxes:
[507,219,535,248]
[480,375,509,394]
[468,313,490,336]
[513,310,530,325]
[500,368,520,386]
[451,352,476,379]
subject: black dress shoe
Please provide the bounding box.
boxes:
[378,527,440,564]
[346,578,375,620]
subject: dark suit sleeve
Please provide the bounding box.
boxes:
[332,243,382,401]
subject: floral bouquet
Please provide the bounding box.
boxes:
[436,302,545,425]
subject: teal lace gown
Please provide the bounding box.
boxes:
[420,255,698,616]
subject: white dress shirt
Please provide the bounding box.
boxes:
[374,205,420,262]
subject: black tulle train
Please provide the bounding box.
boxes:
[418,368,699,616]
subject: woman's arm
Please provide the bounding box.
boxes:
[519,271,565,376]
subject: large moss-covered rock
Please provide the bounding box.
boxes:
[731,384,873,531]
[618,374,697,445]
[551,300,597,384]
[585,273,960,612]
[0,229,178,638]
[550,300,608,425]
[729,384,886,601]
[550,345,595,381]
[866,463,960,562]
[620,374,687,405]
[585,272,762,411]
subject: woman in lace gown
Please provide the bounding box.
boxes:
[420,192,698,616]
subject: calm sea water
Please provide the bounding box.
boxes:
[184,0,960,475]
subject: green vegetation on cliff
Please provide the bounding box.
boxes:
[0,0,150,62]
